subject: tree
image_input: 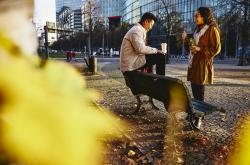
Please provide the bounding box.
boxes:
[218,12,241,59]
[51,32,88,52]
[50,23,130,56]
[82,0,100,56]
[106,23,130,51]
[158,0,184,56]
[217,0,250,65]
[92,20,105,51]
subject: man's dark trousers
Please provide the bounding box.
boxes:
[140,53,166,75]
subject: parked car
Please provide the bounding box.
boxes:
[96,48,104,56]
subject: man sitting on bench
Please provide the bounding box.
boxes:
[120,12,166,76]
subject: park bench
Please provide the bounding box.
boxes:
[123,71,225,130]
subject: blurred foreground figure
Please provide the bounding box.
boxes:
[0,0,126,165]
[228,116,250,165]
[0,0,37,55]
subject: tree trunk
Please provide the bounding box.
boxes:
[238,5,248,66]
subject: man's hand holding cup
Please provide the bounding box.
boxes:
[157,49,165,55]
[157,43,167,55]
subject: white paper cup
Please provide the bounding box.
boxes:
[161,43,167,54]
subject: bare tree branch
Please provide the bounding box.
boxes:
[231,0,250,7]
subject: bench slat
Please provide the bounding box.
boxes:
[192,99,225,115]
[192,99,218,114]
[127,71,194,114]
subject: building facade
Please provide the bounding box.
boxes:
[56,0,83,12]
[121,0,224,32]
[81,1,92,32]
[58,6,72,29]
[121,0,141,24]
[81,0,122,31]
[56,0,83,25]
[96,0,122,18]
[58,6,82,34]
[70,9,83,31]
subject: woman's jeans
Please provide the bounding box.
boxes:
[191,83,205,101]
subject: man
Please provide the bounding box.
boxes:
[120,12,166,75]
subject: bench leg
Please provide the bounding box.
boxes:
[149,97,160,110]
[133,95,141,114]
[188,113,203,131]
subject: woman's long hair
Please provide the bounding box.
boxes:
[197,7,218,28]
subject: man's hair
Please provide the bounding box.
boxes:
[140,12,157,23]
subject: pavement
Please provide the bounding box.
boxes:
[53,56,247,65]
[73,58,250,164]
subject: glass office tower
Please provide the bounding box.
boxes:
[96,0,122,18]
[121,0,222,30]
[121,0,141,24]
[56,0,83,12]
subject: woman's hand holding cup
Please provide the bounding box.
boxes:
[190,45,201,54]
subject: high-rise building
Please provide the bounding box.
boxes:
[56,0,83,24]
[96,0,122,18]
[81,0,122,31]
[58,6,71,29]
[58,7,82,31]
[96,0,122,30]
[70,9,83,30]
[56,0,83,32]
[121,0,140,24]
[56,0,83,12]
[121,0,222,30]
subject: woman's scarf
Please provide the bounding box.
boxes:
[188,25,209,68]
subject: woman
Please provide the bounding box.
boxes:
[183,7,221,101]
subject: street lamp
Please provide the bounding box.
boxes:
[44,25,49,60]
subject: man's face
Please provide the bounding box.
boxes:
[144,19,155,32]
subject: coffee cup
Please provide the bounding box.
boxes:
[161,43,167,54]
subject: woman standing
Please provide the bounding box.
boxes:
[183,7,221,101]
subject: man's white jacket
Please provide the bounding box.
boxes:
[120,23,157,72]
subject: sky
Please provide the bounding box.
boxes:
[33,0,56,26]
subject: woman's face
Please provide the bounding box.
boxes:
[194,11,204,25]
